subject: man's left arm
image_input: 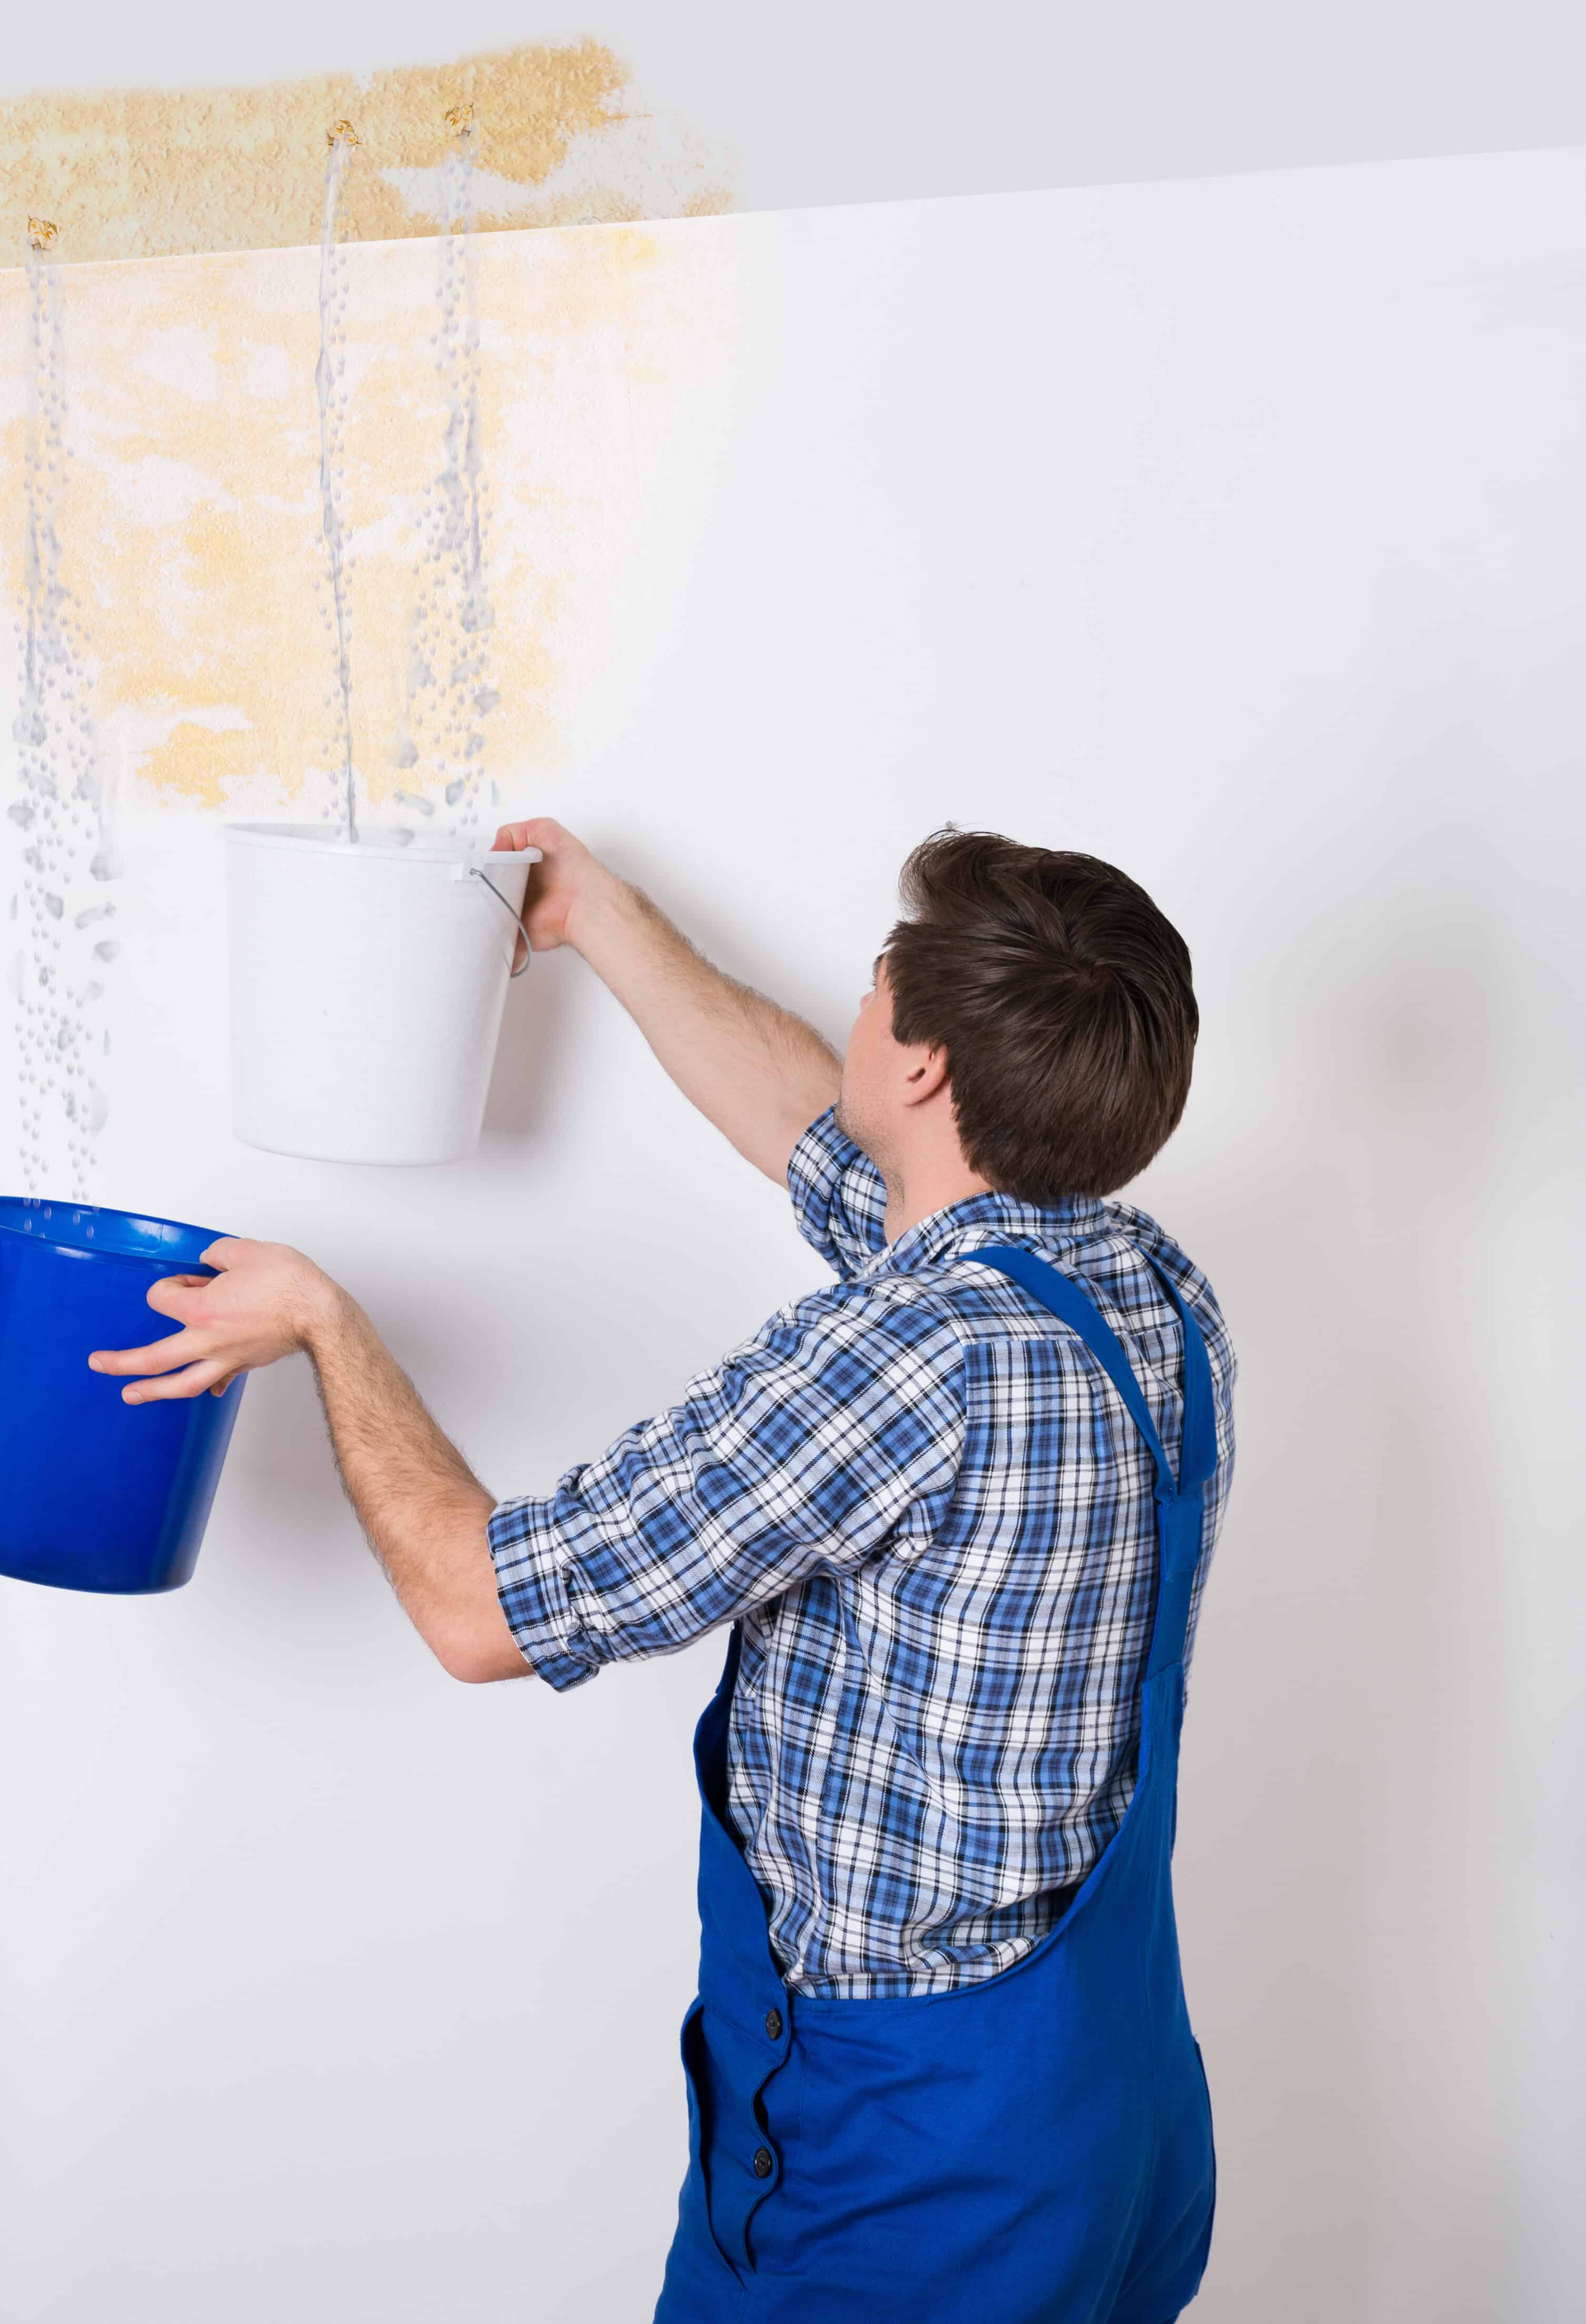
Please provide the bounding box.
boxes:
[88,1238,528,1683]
[91,1235,966,1689]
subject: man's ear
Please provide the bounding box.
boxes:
[899,1045,950,1108]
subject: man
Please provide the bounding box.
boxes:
[94,822,1236,2322]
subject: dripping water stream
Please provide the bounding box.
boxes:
[315,126,358,842]
[8,219,118,1205]
[394,109,498,840]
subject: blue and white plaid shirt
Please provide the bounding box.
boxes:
[489,1109,1236,1999]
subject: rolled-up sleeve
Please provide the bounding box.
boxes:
[486,1281,965,1691]
[787,1106,889,1279]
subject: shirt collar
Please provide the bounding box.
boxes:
[856,1188,1112,1279]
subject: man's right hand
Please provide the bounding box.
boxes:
[493,817,611,971]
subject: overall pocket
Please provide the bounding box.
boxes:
[679,1997,742,2279]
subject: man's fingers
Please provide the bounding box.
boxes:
[200,1236,244,1270]
[494,820,547,854]
[495,816,566,853]
[146,1274,210,1321]
[121,1358,228,1406]
[89,1328,206,1379]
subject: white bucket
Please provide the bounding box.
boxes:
[225,823,538,1166]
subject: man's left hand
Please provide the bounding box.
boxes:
[89,1238,341,1403]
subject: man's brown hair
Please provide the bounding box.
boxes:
[884,830,1198,1201]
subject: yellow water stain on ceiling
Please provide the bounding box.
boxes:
[1,42,733,267]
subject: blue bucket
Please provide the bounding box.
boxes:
[0,1198,245,1595]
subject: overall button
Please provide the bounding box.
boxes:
[753,2147,774,2179]
[764,2007,783,2041]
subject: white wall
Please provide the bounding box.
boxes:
[2,0,1584,213]
[2,149,1583,2321]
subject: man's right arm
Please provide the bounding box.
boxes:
[495,818,842,1184]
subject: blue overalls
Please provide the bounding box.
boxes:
[654,1247,1221,2324]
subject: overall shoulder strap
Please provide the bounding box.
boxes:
[965,1245,1219,1672]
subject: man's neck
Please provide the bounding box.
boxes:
[883,1163,994,1248]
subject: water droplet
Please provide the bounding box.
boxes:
[65,1083,107,1133]
[43,893,63,919]
[93,940,119,963]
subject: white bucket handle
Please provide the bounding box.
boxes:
[460,850,541,979]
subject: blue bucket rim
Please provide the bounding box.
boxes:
[0,1197,229,1273]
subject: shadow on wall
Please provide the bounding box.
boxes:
[0,42,734,266]
[483,941,593,1147]
[1178,686,1525,2320]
